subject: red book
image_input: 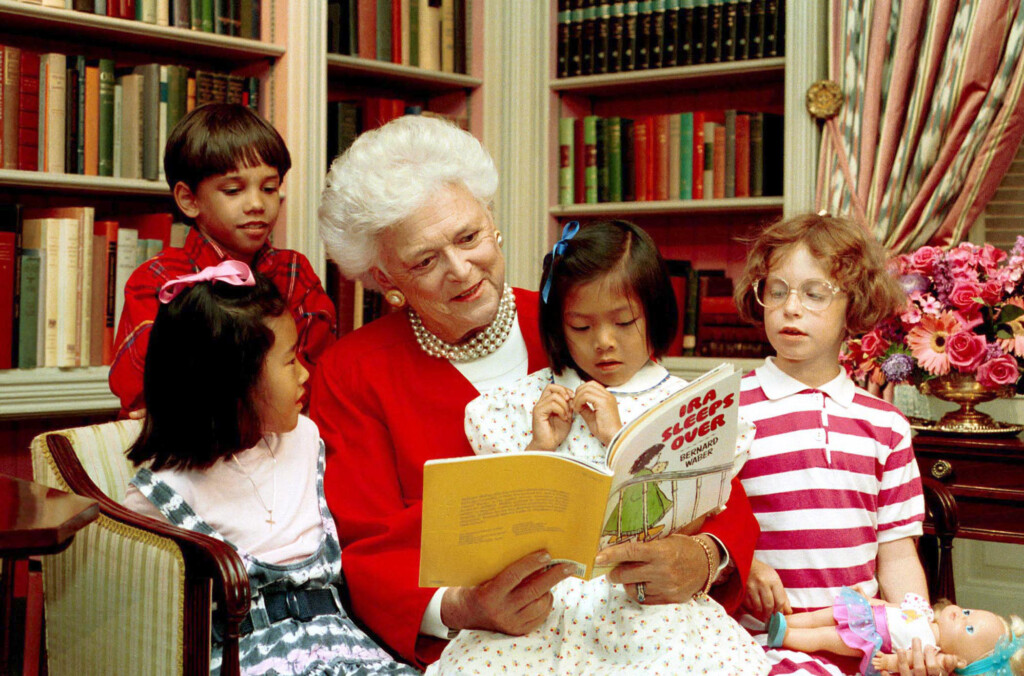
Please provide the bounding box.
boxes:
[17,50,39,172]
[93,220,118,365]
[713,124,726,199]
[0,223,16,370]
[653,114,670,201]
[692,111,706,200]
[574,117,585,204]
[392,0,402,64]
[121,0,136,19]
[358,0,377,60]
[120,212,173,251]
[633,116,650,202]
[735,113,751,197]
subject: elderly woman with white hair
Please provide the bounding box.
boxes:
[310,115,760,671]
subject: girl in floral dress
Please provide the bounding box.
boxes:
[428,220,768,675]
[122,262,417,676]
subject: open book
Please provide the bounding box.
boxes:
[419,363,742,588]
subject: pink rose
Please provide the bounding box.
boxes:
[979,243,1008,271]
[946,331,988,372]
[976,353,1020,388]
[859,330,889,359]
[948,281,984,312]
[908,246,943,275]
[981,279,1003,305]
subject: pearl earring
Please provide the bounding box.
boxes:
[385,290,406,307]
[496,231,503,248]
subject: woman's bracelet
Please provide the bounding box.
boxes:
[693,536,716,598]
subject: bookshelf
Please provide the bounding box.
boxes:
[0,0,295,418]
[546,0,825,369]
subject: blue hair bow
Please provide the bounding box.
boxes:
[541,221,580,304]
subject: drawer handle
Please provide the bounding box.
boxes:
[931,460,953,480]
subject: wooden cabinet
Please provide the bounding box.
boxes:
[913,433,1024,545]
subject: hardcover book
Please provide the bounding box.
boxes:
[636,0,652,70]
[1,46,20,170]
[621,0,638,71]
[559,116,575,205]
[420,363,743,587]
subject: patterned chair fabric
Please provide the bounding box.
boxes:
[31,420,249,676]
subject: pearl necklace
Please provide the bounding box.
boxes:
[231,443,277,529]
[408,284,516,362]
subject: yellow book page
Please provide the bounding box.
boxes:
[420,453,613,588]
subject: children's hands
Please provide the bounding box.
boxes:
[440,551,573,635]
[528,384,575,451]
[573,381,622,446]
[884,639,954,676]
[742,558,792,621]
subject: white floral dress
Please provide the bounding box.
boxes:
[428,362,767,675]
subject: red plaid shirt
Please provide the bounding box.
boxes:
[110,227,337,415]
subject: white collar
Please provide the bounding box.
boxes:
[551,360,671,395]
[755,357,855,408]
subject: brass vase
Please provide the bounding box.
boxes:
[917,371,1021,435]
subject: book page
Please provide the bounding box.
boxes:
[600,365,741,550]
[420,453,613,587]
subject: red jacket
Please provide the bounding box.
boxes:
[310,288,758,668]
[110,228,336,414]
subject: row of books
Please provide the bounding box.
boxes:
[0,46,258,180]
[558,110,783,205]
[556,0,785,78]
[0,204,184,370]
[664,261,770,358]
[20,0,262,39]
[327,0,470,74]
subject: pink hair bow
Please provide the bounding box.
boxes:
[158,260,256,304]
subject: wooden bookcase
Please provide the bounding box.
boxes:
[546,1,825,374]
[0,0,288,418]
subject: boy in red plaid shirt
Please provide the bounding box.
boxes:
[110,104,336,416]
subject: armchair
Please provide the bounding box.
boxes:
[30,419,250,676]
[919,476,959,604]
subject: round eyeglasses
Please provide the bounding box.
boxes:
[753,277,843,311]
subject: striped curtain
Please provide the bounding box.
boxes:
[817,0,1024,253]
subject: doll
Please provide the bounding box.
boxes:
[766,587,1024,676]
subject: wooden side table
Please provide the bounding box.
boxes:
[912,434,1024,545]
[0,473,99,674]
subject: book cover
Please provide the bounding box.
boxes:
[93,219,117,365]
[581,0,595,76]
[649,0,666,69]
[40,53,67,174]
[621,117,635,201]
[2,46,20,170]
[83,64,99,176]
[113,226,138,331]
[749,111,763,197]
[736,0,751,60]
[679,111,693,199]
[722,0,738,61]
[724,109,736,198]
[633,115,649,202]
[17,49,39,172]
[0,204,19,369]
[557,0,571,77]
[735,112,750,197]
[653,113,670,201]
[663,0,679,67]
[621,0,638,71]
[706,0,722,63]
[636,0,652,71]
[420,363,742,587]
[558,116,575,206]
[607,0,623,72]
[712,123,725,199]
[97,58,114,176]
[692,110,706,199]
[16,249,40,369]
[678,0,694,65]
[606,116,622,202]
[583,114,599,204]
[692,0,708,64]
[667,112,681,200]
[702,119,715,200]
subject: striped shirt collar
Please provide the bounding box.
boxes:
[755,357,855,408]
[551,360,671,395]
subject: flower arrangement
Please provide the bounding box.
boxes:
[845,236,1024,392]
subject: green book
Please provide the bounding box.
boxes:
[133,64,161,181]
[376,0,392,62]
[607,116,622,202]
[679,111,694,199]
[559,117,575,205]
[17,250,41,369]
[191,0,203,30]
[202,0,215,33]
[409,0,420,67]
[166,65,187,141]
[583,115,599,204]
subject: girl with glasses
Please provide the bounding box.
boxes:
[731,213,937,676]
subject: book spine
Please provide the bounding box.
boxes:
[440,0,455,71]
[376,0,393,62]
[649,0,665,69]
[594,0,611,74]
[749,111,763,197]
[724,109,736,198]
[712,123,726,199]
[621,118,635,201]
[735,113,750,197]
[636,0,651,70]
[763,0,779,57]
[663,0,679,67]
[573,117,586,204]
[84,65,99,176]
[633,116,649,201]
[581,0,595,76]
[722,0,738,61]
[559,116,575,206]
[596,117,608,202]
[113,227,138,332]
[42,54,67,174]
[653,113,669,201]
[702,119,714,200]
[419,0,440,71]
[583,115,598,204]
[453,0,466,73]
[557,0,571,77]
[607,1,624,73]
[678,0,694,65]
[622,1,638,71]
[749,0,764,58]
[707,0,722,63]
[78,210,94,367]
[692,111,705,199]
[112,80,122,178]
[16,251,40,369]
[2,48,19,170]
[135,65,160,181]
[55,218,80,368]
[668,113,681,200]
[679,111,693,199]
[736,0,751,60]
[0,228,14,369]
[97,59,114,177]
[607,116,622,202]
[692,0,708,64]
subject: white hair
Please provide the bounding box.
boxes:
[318,114,499,289]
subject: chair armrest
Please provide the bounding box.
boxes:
[921,476,958,538]
[46,433,251,676]
[920,476,958,603]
